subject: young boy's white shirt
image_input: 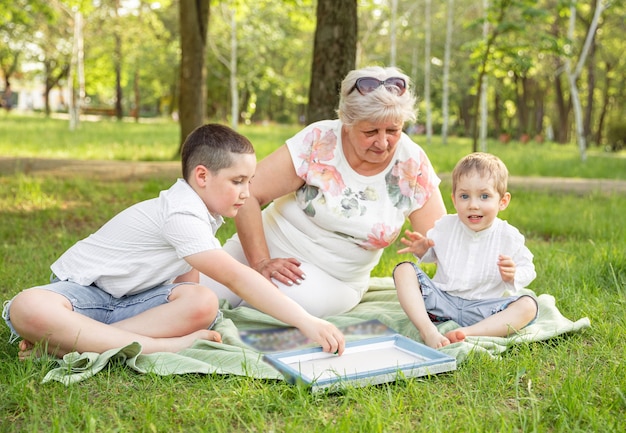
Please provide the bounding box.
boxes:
[51,179,222,298]
[419,214,536,300]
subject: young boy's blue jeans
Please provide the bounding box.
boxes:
[395,262,537,327]
[3,276,221,344]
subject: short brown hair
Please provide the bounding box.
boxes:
[181,123,255,180]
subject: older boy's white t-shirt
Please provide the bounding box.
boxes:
[420,215,536,300]
[51,179,222,298]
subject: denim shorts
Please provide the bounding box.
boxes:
[2,276,221,344]
[396,262,537,328]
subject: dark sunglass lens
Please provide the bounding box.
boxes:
[356,78,382,94]
[386,78,406,89]
[384,78,406,94]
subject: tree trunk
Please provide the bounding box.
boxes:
[114,1,123,120]
[514,74,525,137]
[441,0,454,144]
[533,82,545,138]
[493,89,502,136]
[594,60,612,147]
[229,10,238,130]
[553,65,570,144]
[179,0,210,152]
[114,32,123,120]
[473,0,507,152]
[459,95,474,137]
[565,0,607,161]
[307,0,357,124]
[133,68,140,122]
[424,0,433,145]
[583,40,596,145]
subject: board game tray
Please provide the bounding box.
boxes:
[264,334,456,392]
[239,319,396,353]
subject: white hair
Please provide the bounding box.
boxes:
[337,66,418,126]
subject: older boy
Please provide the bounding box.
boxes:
[393,152,538,348]
[3,124,345,360]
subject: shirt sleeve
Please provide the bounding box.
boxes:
[162,212,221,258]
[512,243,537,291]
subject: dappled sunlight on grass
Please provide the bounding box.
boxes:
[2,115,625,179]
[0,176,66,212]
[0,117,624,433]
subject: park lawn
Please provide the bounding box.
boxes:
[0,116,625,432]
[1,114,626,180]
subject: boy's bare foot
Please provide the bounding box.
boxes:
[444,329,466,344]
[17,330,222,360]
[420,325,451,349]
[155,329,222,353]
[205,330,222,344]
[18,339,37,361]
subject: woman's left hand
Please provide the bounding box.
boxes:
[256,257,305,287]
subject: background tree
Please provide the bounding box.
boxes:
[179,0,209,150]
[564,0,608,161]
[441,0,455,145]
[0,0,52,87]
[307,0,357,123]
[38,13,72,117]
[3,1,625,154]
[423,0,433,145]
[206,0,315,125]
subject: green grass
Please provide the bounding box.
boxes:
[1,115,625,432]
[1,114,625,179]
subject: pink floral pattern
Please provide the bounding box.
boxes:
[362,222,400,250]
[290,121,438,252]
[297,128,345,195]
[392,157,429,197]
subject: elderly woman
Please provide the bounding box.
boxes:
[201,66,446,317]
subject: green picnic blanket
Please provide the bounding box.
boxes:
[42,278,590,385]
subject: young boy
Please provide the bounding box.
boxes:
[3,124,345,360]
[393,152,538,349]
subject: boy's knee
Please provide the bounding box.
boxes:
[514,295,538,320]
[392,261,415,278]
[11,289,69,316]
[8,289,71,333]
[518,295,538,310]
[172,284,219,326]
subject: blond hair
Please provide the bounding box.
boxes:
[452,152,509,197]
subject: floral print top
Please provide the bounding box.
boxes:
[263,119,440,285]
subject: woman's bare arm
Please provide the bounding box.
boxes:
[407,187,447,236]
[234,145,305,283]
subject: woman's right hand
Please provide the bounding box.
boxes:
[255,257,306,287]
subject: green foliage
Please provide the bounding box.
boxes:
[3,0,624,146]
[206,0,316,123]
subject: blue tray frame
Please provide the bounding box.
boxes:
[264,334,456,392]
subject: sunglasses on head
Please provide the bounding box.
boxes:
[348,77,407,96]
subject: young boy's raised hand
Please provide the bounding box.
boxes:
[497,254,516,283]
[397,229,435,259]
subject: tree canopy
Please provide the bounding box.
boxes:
[1,0,624,151]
